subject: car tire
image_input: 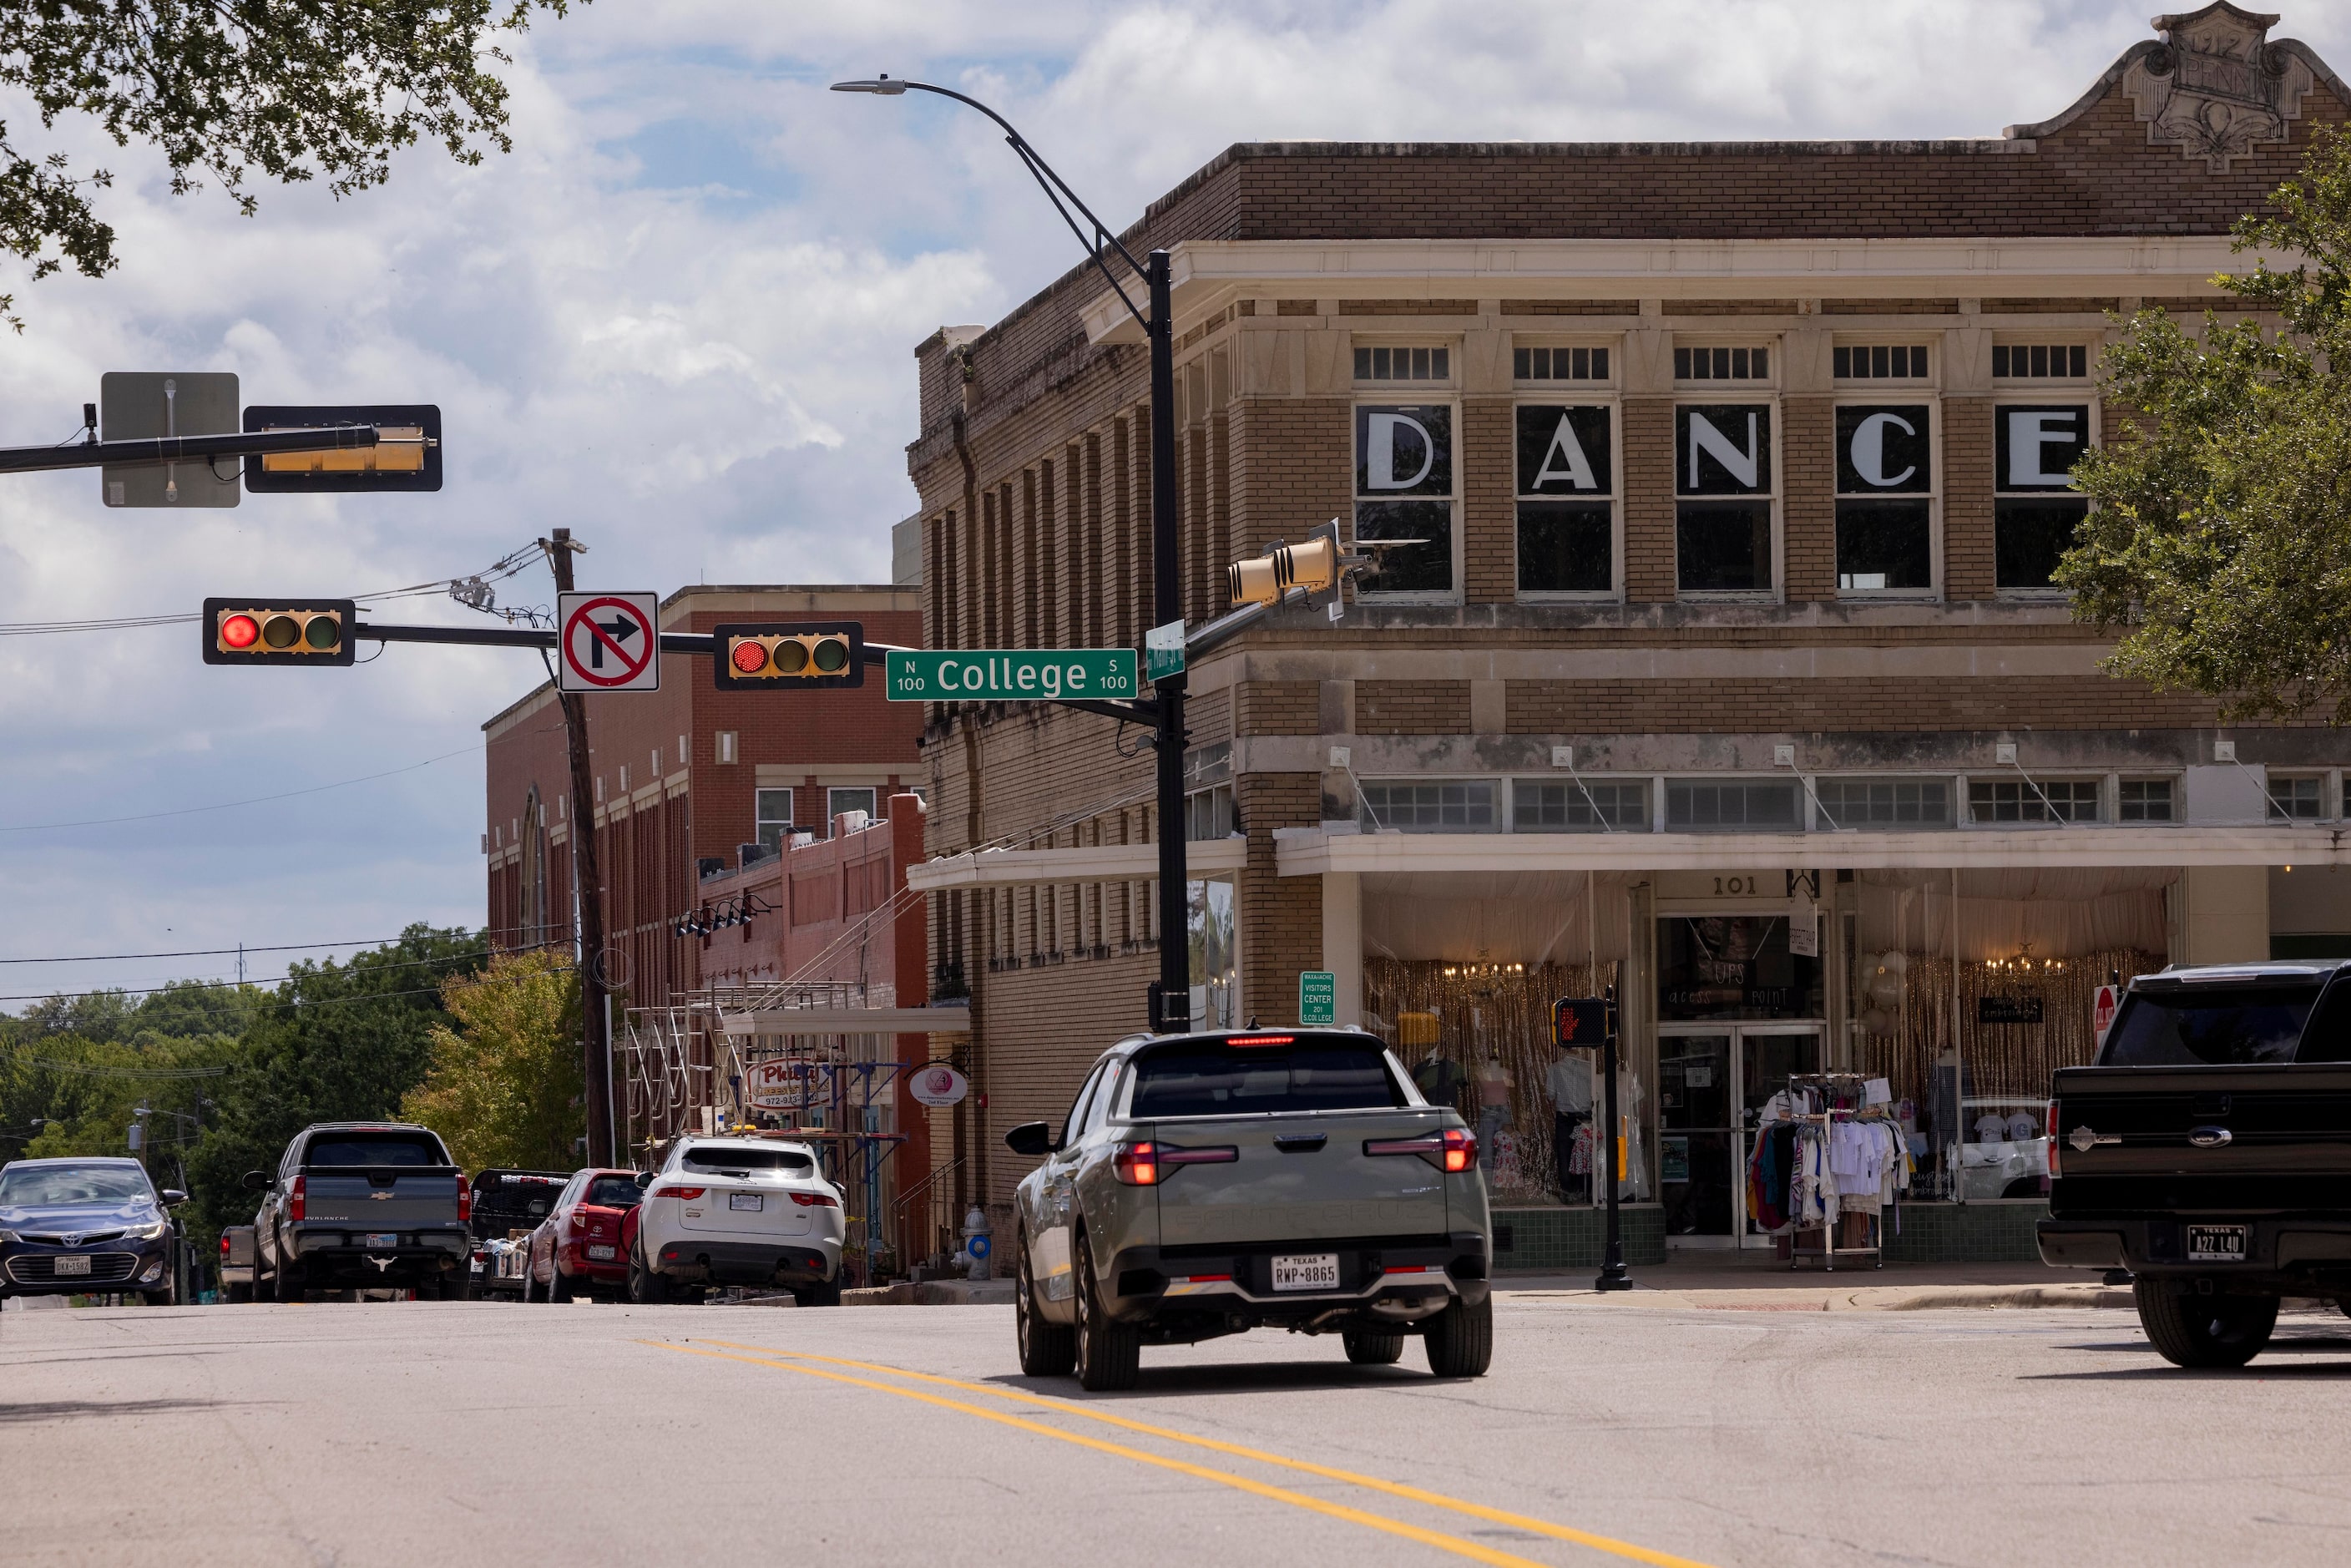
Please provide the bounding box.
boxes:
[1072,1228,1140,1393]
[628,1247,670,1305]
[792,1278,844,1308]
[548,1257,574,1304]
[1342,1328,1406,1364]
[1423,1294,1494,1378]
[1015,1232,1076,1378]
[226,1282,253,1304]
[2136,1282,2278,1368]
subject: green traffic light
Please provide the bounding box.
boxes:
[813,637,849,673]
[304,615,340,650]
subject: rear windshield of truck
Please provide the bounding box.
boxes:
[305,1135,446,1167]
[473,1175,565,1222]
[2099,984,2320,1066]
[1130,1038,1408,1118]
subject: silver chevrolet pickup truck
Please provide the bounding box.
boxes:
[1006,1028,1493,1390]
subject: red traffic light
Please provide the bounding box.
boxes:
[202,598,357,666]
[711,621,865,690]
[220,614,261,650]
[731,640,769,675]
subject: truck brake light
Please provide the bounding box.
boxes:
[1365,1126,1479,1172]
[289,1175,305,1222]
[2046,1100,2061,1180]
[220,1234,230,1257]
[1443,1126,1478,1173]
[1113,1142,1160,1186]
[455,1172,472,1224]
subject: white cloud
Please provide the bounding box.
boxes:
[1,0,2343,1001]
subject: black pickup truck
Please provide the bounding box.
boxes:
[2040,960,2351,1368]
[245,1122,473,1300]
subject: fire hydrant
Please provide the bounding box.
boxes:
[955,1206,992,1281]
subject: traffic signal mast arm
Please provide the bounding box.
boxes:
[0,425,392,476]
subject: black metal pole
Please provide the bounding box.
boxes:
[0,425,385,475]
[1595,983,1631,1291]
[1147,250,1191,1034]
[547,529,614,1169]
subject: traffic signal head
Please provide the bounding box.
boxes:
[202,599,356,665]
[712,621,865,690]
[242,404,442,493]
[1226,533,1341,608]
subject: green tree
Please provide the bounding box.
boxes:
[184,924,487,1237]
[400,949,581,1172]
[2061,127,2351,721]
[0,1,574,326]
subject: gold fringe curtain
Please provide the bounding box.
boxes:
[1364,958,1620,1201]
[1857,947,2163,1108]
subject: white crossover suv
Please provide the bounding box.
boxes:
[627,1136,844,1305]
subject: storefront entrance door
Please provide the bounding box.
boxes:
[1659,1022,1823,1246]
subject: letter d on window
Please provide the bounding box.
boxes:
[1365,412,1435,490]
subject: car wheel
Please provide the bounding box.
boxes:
[226,1282,253,1304]
[1071,1227,1140,1393]
[792,1278,843,1308]
[1342,1328,1405,1364]
[1015,1232,1076,1377]
[628,1247,670,1305]
[143,1276,179,1308]
[1423,1294,1494,1378]
[548,1257,574,1303]
[2136,1282,2278,1368]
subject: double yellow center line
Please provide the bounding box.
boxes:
[646,1338,1714,1568]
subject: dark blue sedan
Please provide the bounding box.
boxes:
[0,1157,186,1305]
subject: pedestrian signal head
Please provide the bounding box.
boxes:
[712,621,865,690]
[202,599,356,665]
[1226,534,1340,608]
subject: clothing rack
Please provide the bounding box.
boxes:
[1780,1071,1884,1272]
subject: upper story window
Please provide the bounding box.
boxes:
[1354,345,1449,382]
[1834,344,1931,380]
[1186,783,1236,841]
[1994,403,2093,593]
[1360,779,1497,833]
[2118,778,2174,822]
[1814,776,1952,829]
[1676,403,1775,596]
[2268,774,2328,821]
[1969,777,2100,823]
[1835,402,1934,595]
[1513,779,1647,832]
[755,787,794,853]
[1515,403,1614,597]
[1353,403,1456,598]
[827,787,878,832]
[1666,778,1802,832]
[1994,343,2090,380]
[1514,345,1610,382]
[1675,345,1769,382]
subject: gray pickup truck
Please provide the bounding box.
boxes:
[1006,1028,1493,1390]
[245,1123,473,1300]
[219,1224,256,1302]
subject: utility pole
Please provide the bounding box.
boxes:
[1145,252,1190,1030]
[544,528,614,1166]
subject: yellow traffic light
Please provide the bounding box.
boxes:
[202,599,356,665]
[1226,533,1341,608]
[713,622,867,689]
[256,426,429,474]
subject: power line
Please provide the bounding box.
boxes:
[0,934,471,965]
[0,745,477,832]
[0,947,493,1003]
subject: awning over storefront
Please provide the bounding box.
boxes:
[1271,825,2348,875]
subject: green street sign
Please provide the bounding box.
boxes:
[1145,620,1186,682]
[1298,969,1337,1026]
[884,648,1139,702]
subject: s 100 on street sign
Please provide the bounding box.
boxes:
[885,649,1138,702]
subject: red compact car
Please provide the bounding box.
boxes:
[525,1168,643,1302]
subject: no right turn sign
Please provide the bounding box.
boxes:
[559,591,660,693]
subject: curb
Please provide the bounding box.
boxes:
[842,1281,1014,1307]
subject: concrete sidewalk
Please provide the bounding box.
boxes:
[1496,1253,2133,1312]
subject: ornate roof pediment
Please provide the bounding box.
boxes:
[2126,3,2315,171]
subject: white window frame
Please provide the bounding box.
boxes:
[1671,390,1782,604]
[1352,393,1464,606]
[1990,337,2099,385]
[1832,393,1941,601]
[1351,336,1459,389]
[754,787,794,852]
[1831,341,1939,387]
[1990,396,2101,603]
[1512,336,1619,390]
[1512,392,1623,604]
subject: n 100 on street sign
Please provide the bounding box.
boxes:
[885,649,1138,702]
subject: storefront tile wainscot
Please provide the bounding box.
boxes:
[1492,1204,1667,1271]
[1881,1201,2050,1264]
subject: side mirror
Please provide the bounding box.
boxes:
[159,1189,189,1207]
[1004,1121,1057,1158]
[633,1170,653,1188]
[241,1171,270,1191]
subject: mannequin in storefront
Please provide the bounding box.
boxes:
[1548,1046,1594,1201]
[1474,1050,1511,1160]
[1412,1042,1464,1112]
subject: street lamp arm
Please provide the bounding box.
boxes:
[831,77,1155,336]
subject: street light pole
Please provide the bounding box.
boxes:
[542,527,614,1166]
[835,76,1192,1032]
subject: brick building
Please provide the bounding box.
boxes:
[902,5,2351,1262]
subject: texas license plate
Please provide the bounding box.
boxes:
[2187,1224,2247,1262]
[729,1193,762,1211]
[1271,1252,1340,1292]
[364,1233,398,1248]
[586,1245,615,1261]
[52,1254,91,1277]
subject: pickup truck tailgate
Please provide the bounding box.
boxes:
[1142,1109,1454,1246]
[2053,1064,2351,1214]
[304,1168,463,1227]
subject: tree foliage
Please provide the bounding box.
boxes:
[2061,126,2351,721]
[0,0,574,326]
[399,949,581,1173]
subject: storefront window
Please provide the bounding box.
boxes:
[1658,916,1823,1021]
[1359,779,1497,832]
[1813,776,1951,829]
[1186,878,1237,1030]
[1967,778,2100,822]
[1666,778,1799,832]
[1513,779,1646,832]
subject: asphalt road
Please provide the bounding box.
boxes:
[5,1290,2350,1568]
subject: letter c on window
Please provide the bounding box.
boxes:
[1850,412,1917,488]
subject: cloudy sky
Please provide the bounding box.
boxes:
[1,0,2343,1007]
